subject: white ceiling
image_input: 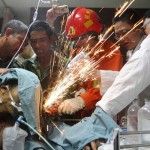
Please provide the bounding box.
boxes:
[0,0,150,25]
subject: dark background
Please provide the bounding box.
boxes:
[0,18,3,32]
[30,7,148,34]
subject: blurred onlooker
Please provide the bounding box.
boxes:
[0,19,28,68]
[113,9,145,60]
[14,44,36,67]
[24,20,60,89]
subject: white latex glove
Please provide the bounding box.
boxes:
[75,88,86,97]
[46,5,65,27]
[58,97,85,115]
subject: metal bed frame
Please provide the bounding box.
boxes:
[113,128,150,150]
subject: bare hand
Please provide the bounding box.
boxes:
[0,68,9,75]
[46,5,65,27]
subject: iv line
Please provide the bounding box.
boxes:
[17,116,56,150]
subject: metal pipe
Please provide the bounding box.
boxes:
[113,128,150,150]
[120,143,150,149]
[120,130,150,135]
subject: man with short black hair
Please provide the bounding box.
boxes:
[25,20,59,89]
[0,20,28,68]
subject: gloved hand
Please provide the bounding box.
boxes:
[44,100,61,116]
[58,97,85,115]
[75,88,86,97]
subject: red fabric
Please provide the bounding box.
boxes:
[80,87,102,110]
[91,40,123,70]
[70,40,123,118]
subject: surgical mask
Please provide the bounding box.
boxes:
[6,85,22,112]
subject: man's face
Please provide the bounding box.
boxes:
[72,33,98,51]
[30,30,52,58]
[0,85,19,115]
[114,21,142,50]
[4,32,28,57]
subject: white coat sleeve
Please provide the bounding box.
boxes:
[97,35,150,116]
[100,70,119,95]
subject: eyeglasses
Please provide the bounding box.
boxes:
[114,29,132,40]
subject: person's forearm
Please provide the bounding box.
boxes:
[97,38,150,116]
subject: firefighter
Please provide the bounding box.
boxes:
[57,7,123,117]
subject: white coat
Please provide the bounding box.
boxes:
[97,35,150,116]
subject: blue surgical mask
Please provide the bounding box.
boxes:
[6,85,22,112]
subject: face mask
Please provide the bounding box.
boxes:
[6,85,22,112]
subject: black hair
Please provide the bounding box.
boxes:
[1,19,28,36]
[7,80,18,89]
[112,9,142,25]
[28,20,54,39]
[0,79,18,89]
[144,10,150,19]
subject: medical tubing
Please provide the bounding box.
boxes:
[17,118,56,150]
[33,0,41,22]
[33,10,38,22]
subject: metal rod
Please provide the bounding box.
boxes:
[113,129,150,150]
[120,143,150,149]
[114,128,120,150]
[120,130,150,135]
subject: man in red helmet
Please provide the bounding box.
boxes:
[46,7,123,120]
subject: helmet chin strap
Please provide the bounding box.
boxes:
[6,85,23,112]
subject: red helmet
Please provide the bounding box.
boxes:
[65,7,103,39]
